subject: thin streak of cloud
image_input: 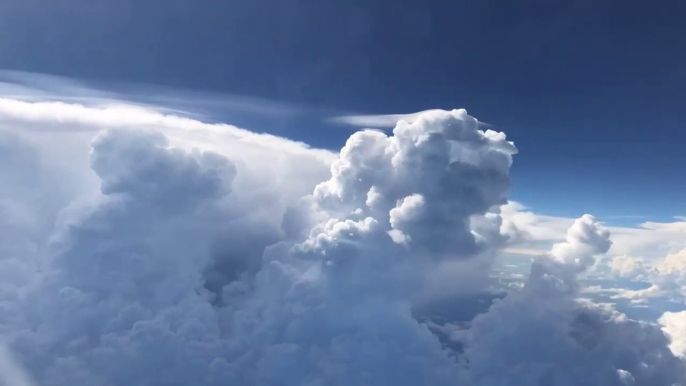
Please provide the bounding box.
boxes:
[328,109,495,129]
[598,215,647,220]
[0,69,309,120]
[501,247,547,257]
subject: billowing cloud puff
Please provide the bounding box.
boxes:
[5,130,241,385]
[461,216,685,386]
[0,99,683,386]
[0,107,517,386]
[660,311,686,358]
[500,201,686,264]
[0,99,334,385]
[610,255,648,278]
[314,109,515,256]
[609,249,686,305]
[215,109,518,384]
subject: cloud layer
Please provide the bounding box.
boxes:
[0,100,683,385]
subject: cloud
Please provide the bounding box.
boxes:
[500,201,575,244]
[609,255,648,278]
[328,109,495,129]
[0,105,517,385]
[608,249,686,305]
[500,204,686,318]
[0,125,329,386]
[0,97,683,386]
[314,109,516,256]
[462,216,686,385]
[660,311,686,358]
[0,94,336,299]
[0,69,311,119]
[238,108,516,384]
[0,344,36,386]
[500,202,686,264]
[0,96,333,161]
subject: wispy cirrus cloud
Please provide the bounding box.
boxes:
[0,69,311,121]
[328,109,495,129]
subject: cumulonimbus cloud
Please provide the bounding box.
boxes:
[0,96,683,386]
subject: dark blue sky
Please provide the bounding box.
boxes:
[1,0,684,220]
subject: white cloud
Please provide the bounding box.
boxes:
[328,109,446,128]
[0,104,518,385]
[608,249,686,304]
[0,69,309,119]
[0,96,336,299]
[660,311,686,358]
[0,97,334,162]
[608,222,686,260]
[0,123,332,386]
[328,109,494,129]
[500,205,686,314]
[500,201,575,243]
[463,216,686,385]
[0,94,683,386]
[501,202,686,264]
[609,255,648,278]
[617,369,636,386]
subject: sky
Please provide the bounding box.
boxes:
[1,1,686,386]
[0,0,684,220]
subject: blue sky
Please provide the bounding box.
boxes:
[1,0,684,222]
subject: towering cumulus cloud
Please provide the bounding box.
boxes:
[0,103,683,385]
[463,216,685,385]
